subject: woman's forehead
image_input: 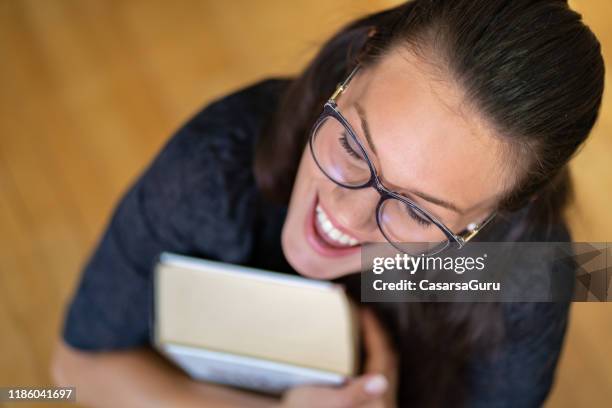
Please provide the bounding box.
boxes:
[342,50,510,214]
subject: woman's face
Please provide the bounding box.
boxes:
[282,48,510,279]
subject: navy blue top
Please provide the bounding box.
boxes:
[62,77,573,407]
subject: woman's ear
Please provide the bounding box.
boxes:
[357,26,378,64]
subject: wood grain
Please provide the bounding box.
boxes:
[0,1,609,407]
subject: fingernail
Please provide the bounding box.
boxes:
[364,374,388,395]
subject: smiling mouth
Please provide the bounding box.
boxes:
[304,194,362,258]
[314,204,359,247]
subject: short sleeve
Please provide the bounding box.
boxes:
[61,87,265,351]
[465,301,571,408]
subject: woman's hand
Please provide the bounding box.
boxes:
[278,307,398,408]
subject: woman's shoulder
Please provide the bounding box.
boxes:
[165,76,291,163]
[184,77,291,136]
[151,76,290,181]
[134,76,292,261]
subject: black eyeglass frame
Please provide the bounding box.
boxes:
[308,64,496,254]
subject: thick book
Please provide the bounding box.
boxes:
[152,252,360,394]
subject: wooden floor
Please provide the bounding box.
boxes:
[0,1,610,407]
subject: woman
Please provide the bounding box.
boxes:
[52,0,604,407]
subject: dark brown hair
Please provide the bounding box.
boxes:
[254,0,604,406]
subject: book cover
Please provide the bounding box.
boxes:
[152,252,360,394]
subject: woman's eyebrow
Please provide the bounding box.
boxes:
[354,101,463,215]
[354,102,378,155]
[411,190,462,214]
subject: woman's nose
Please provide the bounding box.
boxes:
[328,184,381,235]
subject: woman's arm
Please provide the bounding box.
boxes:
[52,308,398,408]
[51,339,277,408]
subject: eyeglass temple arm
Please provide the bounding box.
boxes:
[457,212,497,245]
[330,64,362,102]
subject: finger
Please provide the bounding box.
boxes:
[326,374,388,408]
[361,308,397,373]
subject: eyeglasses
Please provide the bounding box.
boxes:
[308,64,496,256]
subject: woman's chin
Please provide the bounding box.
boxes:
[282,229,360,280]
[287,252,347,280]
[306,264,344,280]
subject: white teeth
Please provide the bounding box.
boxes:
[315,204,359,247]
